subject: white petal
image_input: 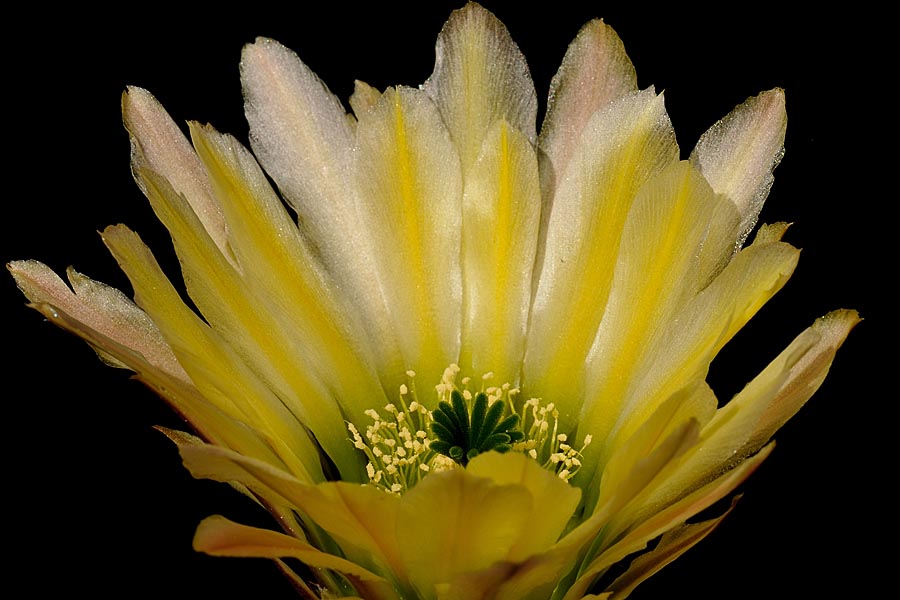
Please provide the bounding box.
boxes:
[539,19,637,200]
[241,38,403,385]
[690,89,787,249]
[241,37,356,227]
[424,2,537,175]
[8,259,187,381]
[122,87,232,264]
[349,79,382,119]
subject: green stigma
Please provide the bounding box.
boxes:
[429,390,525,466]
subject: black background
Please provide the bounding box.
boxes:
[4,2,882,598]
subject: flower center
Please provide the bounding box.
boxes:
[429,388,523,465]
[347,365,592,494]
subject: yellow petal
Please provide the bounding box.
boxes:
[563,446,772,600]
[397,466,532,600]
[194,515,398,600]
[460,120,541,382]
[578,162,727,461]
[354,86,463,386]
[466,452,581,562]
[241,37,403,389]
[424,2,537,175]
[188,123,389,424]
[729,309,860,455]
[581,234,800,482]
[651,309,861,506]
[172,440,408,588]
[524,89,679,428]
[590,384,712,516]
[14,295,286,472]
[102,224,324,483]
[586,499,740,600]
[136,167,361,479]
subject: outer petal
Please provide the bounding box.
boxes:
[577,499,740,600]
[8,289,289,475]
[577,228,800,489]
[173,439,411,588]
[194,515,398,600]
[460,120,541,382]
[524,90,678,427]
[397,466,532,600]
[350,79,382,119]
[8,260,186,381]
[122,87,232,264]
[466,452,581,562]
[354,86,462,386]
[102,224,324,483]
[690,89,787,249]
[240,37,357,241]
[578,162,727,455]
[424,2,537,175]
[538,18,637,201]
[561,446,772,600]
[638,309,860,515]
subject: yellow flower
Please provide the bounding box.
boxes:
[8,4,856,599]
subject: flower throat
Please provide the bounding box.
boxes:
[347,365,592,494]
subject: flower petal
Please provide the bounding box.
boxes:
[240,37,356,234]
[661,309,860,500]
[172,439,408,588]
[578,162,728,458]
[579,229,800,485]
[466,452,581,562]
[460,120,541,382]
[562,445,772,600]
[8,259,187,381]
[525,89,678,426]
[539,19,637,201]
[135,167,361,479]
[11,290,285,471]
[582,499,740,600]
[397,466,532,600]
[193,515,397,600]
[241,37,403,388]
[350,79,382,119]
[424,2,537,175]
[122,87,233,263]
[188,122,389,424]
[102,224,325,483]
[690,89,787,249]
[354,86,463,385]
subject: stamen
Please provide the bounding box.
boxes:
[347,366,592,492]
